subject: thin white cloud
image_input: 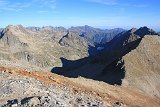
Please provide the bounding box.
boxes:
[0,0,57,12]
[86,0,117,5]
[85,0,148,7]
[0,0,31,11]
[37,10,49,13]
[0,0,7,5]
[37,0,56,8]
[132,4,148,8]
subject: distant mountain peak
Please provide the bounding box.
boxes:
[135,26,157,37]
[129,28,137,33]
[6,24,24,29]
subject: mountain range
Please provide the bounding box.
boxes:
[0,25,125,70]
[0,25,160,107]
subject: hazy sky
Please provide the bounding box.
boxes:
[0,0,159,30]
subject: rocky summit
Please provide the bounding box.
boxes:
[0,25,160,107]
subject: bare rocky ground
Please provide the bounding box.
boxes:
[0,67,116,107]
[0,66,160,107]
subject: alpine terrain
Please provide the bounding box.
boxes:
[0,25,160,107]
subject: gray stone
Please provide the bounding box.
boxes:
[21,97,40,106]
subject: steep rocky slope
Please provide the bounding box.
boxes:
[122,35,160,98]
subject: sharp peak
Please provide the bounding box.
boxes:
[138,26,157,32]
[128,28,137,33]
[139,26,150,29]
[128,26,156,33]
[6,24,25,30]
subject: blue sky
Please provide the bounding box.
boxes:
[0,0,159,30]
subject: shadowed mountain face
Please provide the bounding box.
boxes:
[0,28,3,33]
[52,27,157,88]
[52,57,125,85]
[108,26,159,50]
[51,37,142,85]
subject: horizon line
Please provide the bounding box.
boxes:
[0,24,160,32]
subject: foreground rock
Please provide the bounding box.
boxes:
[0,66,160,107]
[0,67,108,107]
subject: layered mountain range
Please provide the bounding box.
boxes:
[0,25,124,71]
[0,25,160,107]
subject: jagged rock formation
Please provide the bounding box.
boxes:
[59,31,89,50]
[95,27,159,62]
[108,26,158,50]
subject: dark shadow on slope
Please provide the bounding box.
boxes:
[0,29,7,39]
[51,38,142,85]
[99,58,125,85]
[52,56,91,73]
[51,56,125,85]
